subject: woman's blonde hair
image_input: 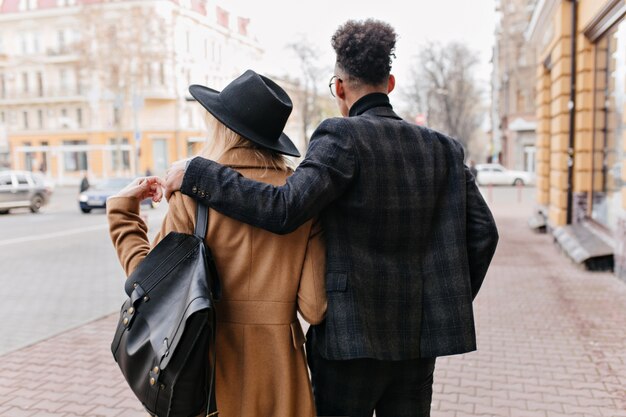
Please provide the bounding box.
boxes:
[200,113,293,173]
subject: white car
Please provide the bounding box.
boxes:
[475,163,535,186]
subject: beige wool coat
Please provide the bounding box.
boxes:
[107,148,327,417]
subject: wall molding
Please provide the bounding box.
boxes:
[584,0,626,42]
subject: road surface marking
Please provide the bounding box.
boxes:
[0,214,165,247]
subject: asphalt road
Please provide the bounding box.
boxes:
[0,186,169,355]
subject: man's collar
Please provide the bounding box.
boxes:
[348,92,392,117]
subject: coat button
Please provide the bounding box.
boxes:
[200,191,205,198]
[192,186,197,194]
[123,317,129,326]
[128,307,134,315]
[150,377,156,386]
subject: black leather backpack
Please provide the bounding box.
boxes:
[111,203,220,417]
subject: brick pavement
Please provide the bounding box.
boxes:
[1,195,625,416]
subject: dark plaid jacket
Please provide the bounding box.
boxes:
[181,93,499,360]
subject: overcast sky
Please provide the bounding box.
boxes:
[228,0,497,112]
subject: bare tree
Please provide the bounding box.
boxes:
[76,2,169,175]
[286,35,329,148]
[404,42,484,151]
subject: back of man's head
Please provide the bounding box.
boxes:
[331,19,397,86]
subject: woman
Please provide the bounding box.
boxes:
[106,70,326,417]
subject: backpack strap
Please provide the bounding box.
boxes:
[194,202,220,416]
[194,203,209,239]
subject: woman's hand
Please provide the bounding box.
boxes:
[113,176,165,202]
[164,159,189,201]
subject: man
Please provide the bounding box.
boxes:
[79,171,90,193]
[165,19,498,417]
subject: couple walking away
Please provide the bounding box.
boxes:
[106,19,498,417]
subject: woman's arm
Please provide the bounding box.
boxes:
[296,218,327,325]
[107,178,195,277]
[107,196,151,277]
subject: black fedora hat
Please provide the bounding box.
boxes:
[189,70,300,157]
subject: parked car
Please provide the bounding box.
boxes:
[475,163,535,186]
[0,170,53,214]
[78,177,158,213]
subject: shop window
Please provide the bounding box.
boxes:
[23,141,34,171]
[109,138,130,171]
[41,141,48,172]
[591,19,626,231]
[63,140,88,172]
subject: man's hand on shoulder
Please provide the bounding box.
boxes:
[164,158,190,201]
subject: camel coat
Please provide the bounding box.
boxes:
[107,148,327,417]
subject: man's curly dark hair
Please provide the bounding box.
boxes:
[331,19,397,86]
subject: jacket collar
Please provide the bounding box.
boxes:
[216,147,286,170]
[348,92,401,120]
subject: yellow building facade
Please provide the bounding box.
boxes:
[528,0,626,278]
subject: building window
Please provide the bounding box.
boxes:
[58,30,65,52]
[0,74,5,99]
[159,63,165,85]
[63,140,88,171]
[22,72,29,93]
[37,109,43,129]
[20,33,28,54]
[33,32,40,54]
[59,69,68,90]
[60,108,68,128]
[109,138,130,171]
[77,108,82,127]
[23,111,29,129]
[591,19,626,231]
[37,72,43,96]
[145,63,152,86]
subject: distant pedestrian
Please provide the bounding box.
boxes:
[164,19,498,417]
[79,172,90,193]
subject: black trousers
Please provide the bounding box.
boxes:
[306,337,436,417]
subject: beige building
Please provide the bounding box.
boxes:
[0,0,268,183]
[492,0,538,171]
[527,0,626,280]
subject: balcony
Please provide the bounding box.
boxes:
[0,86,86,104]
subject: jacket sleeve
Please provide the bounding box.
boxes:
[180,118,357,234]
[296,218,327,325]
[107,193,195,277]
[107,196,151,277]
[465,165,499,299]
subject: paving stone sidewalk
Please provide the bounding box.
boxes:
[0,204,625,416]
